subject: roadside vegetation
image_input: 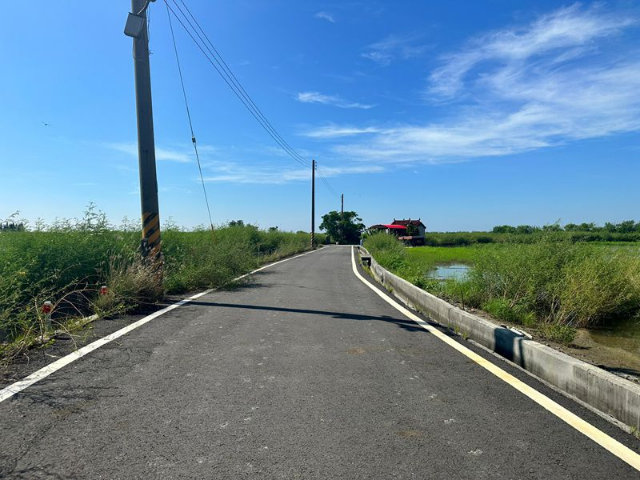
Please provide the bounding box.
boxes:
[364,232,640,345]
[319,210,366,245]
[419,220,640,246]
[0,206,321,359]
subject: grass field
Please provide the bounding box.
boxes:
[0,214,322,357]
[419,230,640,246]
[364,233,640,344]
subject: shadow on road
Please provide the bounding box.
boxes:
[187,300,447,334]
[494,328,527,368]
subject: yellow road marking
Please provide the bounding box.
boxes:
[350,247,640,472]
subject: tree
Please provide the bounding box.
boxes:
[492,225,516,234]
[618,220,636,234]
[516,225,536,234]
[319,210,366,245]
[579,222,596,232]
[406,223,419,236]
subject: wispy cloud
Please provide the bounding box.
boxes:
[107,142,193,163]
[309,4,640,164]
[301,124,381,139]
[203,160,382,184]
[362,34,428,66]
[429,3,637,99]
[314,11,335,23]
[296,91,374,109]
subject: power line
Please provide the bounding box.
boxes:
[169,0,310,167]
[165,2,215,233]
[175,0,311,168]
[163,0,342,199]
[316,167,339,198]
[163,0,311,168]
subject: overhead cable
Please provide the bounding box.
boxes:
[175,0,311,168]
[165,2,215,233]
[163,0,310,168]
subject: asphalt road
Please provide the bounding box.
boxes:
[1,246,639,479]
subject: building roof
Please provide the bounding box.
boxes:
[369,224,407,230]
[392,218,425,228]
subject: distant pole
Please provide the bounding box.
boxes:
[127,0,161,259]
[311,160,316,248]
[341,193,344,219]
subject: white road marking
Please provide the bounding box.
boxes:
[0,248,321,404]
[350,247,640,472]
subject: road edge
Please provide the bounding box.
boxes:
[350,246,640,472]
[356,246,640,434]
[0,248,321,404]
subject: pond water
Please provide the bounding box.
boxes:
[427,263,470,281]
[588,319,640,357]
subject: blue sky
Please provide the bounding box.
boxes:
[1,1,639,232]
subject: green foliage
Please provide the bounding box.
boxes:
[0,209,314,347]
[482,299,536,326]
[538,324,576,345]
[406,223,419,236]
[492,220,640,235]
[365,236,640,334]
[423,230,640,246]
[319,210,365,245]
[363,233,408,271]
[405,246,475,270]
[466,239,640,329]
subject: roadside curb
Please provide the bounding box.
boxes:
[357,246,640,432]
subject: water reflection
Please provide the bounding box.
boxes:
[427,263,470,281]
[588,319,640,356]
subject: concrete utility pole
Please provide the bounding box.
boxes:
[125,0,161,258]
[311,160,316,248]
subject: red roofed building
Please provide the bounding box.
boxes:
[368,218,426,245]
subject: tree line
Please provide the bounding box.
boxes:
[492,221,640,234]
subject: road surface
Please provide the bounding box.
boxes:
[1,246,639,478]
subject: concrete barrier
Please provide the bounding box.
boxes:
[358,246,640,431]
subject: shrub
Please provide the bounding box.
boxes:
[467,239,640,328]
[0,218,314,346]
[482,298,536,325]
[539,324,576,345]
[364,233,408,271]
[556,249,640,327]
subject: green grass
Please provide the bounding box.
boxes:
[364,233,640,345]
[422,231,640,246]
[405,246,476,270]
[0,214,322,356]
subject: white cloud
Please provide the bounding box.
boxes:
[311,4,640,164]
[301,125,382,139]
[314,11,335,23]
[203,160,382,184]
[107,142,193,163]
[296,91,374,109]
[429,3,637,98]
[362,34,428,66]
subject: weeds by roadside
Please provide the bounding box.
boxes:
[0,210,321,361]
[364,232,640,345]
